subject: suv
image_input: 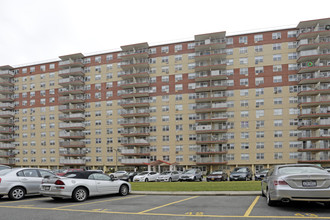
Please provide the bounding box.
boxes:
[179,169,203,181]
[229,167,253,181]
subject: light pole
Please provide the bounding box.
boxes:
[114,148,120,171]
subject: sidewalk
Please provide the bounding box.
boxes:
[131,191,261,196]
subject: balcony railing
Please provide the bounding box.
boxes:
[0,103,14,109]
[121,149,150,154]
[195,38,226,46]
[59,113,85,120]
[59,141,85,147]
[59,123,85,129]
[121,158,149,164]
[0,111,15,117]
[0,143,15,149]
[58,76,84,84]
[59,104,85,112]
[60,158,85,164]
[0,70,14,77]
[59,131,85,138]
[59,59,84,66]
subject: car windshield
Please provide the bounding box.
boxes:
[116,171,125,173]
[278,166,327,175]
[161,171,171,175]
[233,168,247,173]
[258,169,269,173]
[211,171,223,174]
[139,171,149,175]
[184,170,196,174]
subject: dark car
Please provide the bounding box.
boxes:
[229,167,253,181]
[206,171,228,182]
[128,172,138,182]
[254,168,269,181]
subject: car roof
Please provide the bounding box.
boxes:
[65,171,103,179]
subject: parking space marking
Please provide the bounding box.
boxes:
[0,197,49,205]
[244,196,260,217]
[53,195,145,209]
[138,196,199,214]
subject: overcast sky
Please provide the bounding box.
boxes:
[0,0,329,67]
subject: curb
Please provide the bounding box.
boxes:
[131,191,261,196]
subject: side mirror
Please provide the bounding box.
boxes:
[110,175,115,181]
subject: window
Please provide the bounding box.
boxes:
[240,89,248,96]
[255,56,263,64]
[161,46,169,53]
[254,34,263,42]
[239,47,248,54]
[273,54,282,61]
[174,44,182,52]
[288,31,297,38]
[274,152,283,160]
[273,65,282,72]
[241,153,249,160]
[274,120,283,127]
[274,130,283,137]
[255,77,264,86]
[288,53,297,60]
[273,76,282,83]
[273,98,282,105]
[255,45,263,52]
[256,110,264,118]
[256,153,264,160]
[272,32,281,39]
[239,58,248,65]
[273,43,281,50]
[240,68,248,75]
[239,36,248,44]
[255,66,264,74]
[256,131,264,138]
[240,78,248,86]
[274,142,283,148]
[274,108,283,115]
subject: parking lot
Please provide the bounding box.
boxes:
[0,194,330,220]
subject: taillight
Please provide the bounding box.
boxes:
[54,180,65,185]
[274,179,288,186]
[0,178,1,183]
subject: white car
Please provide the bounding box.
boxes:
[40,171,131,202]
[133,171,159,182]
[157,171,180,182]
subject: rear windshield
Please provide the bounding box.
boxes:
[278,166,327,175]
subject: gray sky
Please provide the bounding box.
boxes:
[0,0,329,66]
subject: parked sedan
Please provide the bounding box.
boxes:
[0,168,56,200]
[261,164,330,206]
[157,171,180,182]
[0,165,11,171]
[56,168,84,176]
[40,171,131,202]
[255,169,270,181]
[109,171,130,181]
[179,169,203,181]
[229,167,253,181]
[206,171,228,182]
[133,171,159,182]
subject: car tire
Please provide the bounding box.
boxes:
[119,184,129,196]
[72,187,88,202]
[261,189,266,197]
[266,189,276,206]
[145,178,149,182]
[52,197,63,201]
[9,187,25,200]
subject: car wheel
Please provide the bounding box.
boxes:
[168,178,172,182]
[72,187,88,202]
[261,188,266,197]
[119,184,129,196]
[145,178,149,182]
[9,187,25,200]
[266,189,276,206]
[193,176,196,181]
[52,197,63,201]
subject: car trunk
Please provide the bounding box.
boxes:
[283,174,330,189]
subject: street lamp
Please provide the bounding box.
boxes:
[114,148,120,171]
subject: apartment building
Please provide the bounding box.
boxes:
[0,17,329,173]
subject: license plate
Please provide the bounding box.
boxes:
[302,180,317,187]
[44,186,50,191]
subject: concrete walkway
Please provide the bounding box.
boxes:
[131,191,261,196]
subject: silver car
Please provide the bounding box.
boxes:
[157,171,180,182]
[40,171,131,202]
[261,164,330,206]
[0,168,56,200]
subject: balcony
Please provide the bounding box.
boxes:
[299,96,330,107]
[0,135,14,142]
[58,67,84,77]
[196,136,227,144]
[298,151,330,163]
[195,70,228,82]
[120,149,150,156]
[0,79,14,86]
[58,58,84,68]
[195,82,227,92]
[0,152,15,158]
[195,61,226,71]
[0,86,14,94]
[298,85,330,96]
[120,48,149,60]
[298,61,330,74]
[59,113,85,121]
[59,104,85,113]
[120,70,150,79]
[59,122,85,130]
[58,76,84,86]
[195,38,226,51]
[120,59,149,70]
[0,111,15,118]
[59,141,85,148]
[0,127,14,134]
[119,79,150,89]
[297,50,330,63]
[195,103,228,113]
[58,95,85,104]
[195,50,226,61]
[195,125,228,134]
[121,139,150,146]
[58,86,85,95]
[0,94,14,102]
[0,103,14,110]
[297,28,330,40]
[0,143,15,149]
[119,89,150,99]
[298,132,330,141]
[120,109,150,118]
[120,119,150,127]
[298,119,330,129]
[0,158,15,165]
[121,158,150,165]
[297,37,330,52]
[59,149,87,157]
[121,128,150,136]
[196,115,228,123]
[60,158,86,165]
[120,100,150,108]
[0,70,14,78]
[195,92,227,103]
[298,71,330,85]
[59,131,85,139]
[196,146,227,155]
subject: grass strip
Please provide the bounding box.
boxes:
[131,181,261,191]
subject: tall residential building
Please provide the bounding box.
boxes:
[0,17,329,173]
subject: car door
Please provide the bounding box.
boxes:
[172,171,180,181]
[149,172,158,181]
[262,168,273,194]
[89,173,118,195]
[17,169,43,193]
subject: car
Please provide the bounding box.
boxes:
[179,169,203,181]
[229,167,253,181]
[128,172,138,182]
[254,168,270,181]
[0,165,11,171]
[56,168,84,176]
[40,171,131,202]
[0,168,56,200]
[206,170,228,182]
[133,171,159,182]
[109,171,130,181]
[261,164,330,206]
[157,171,180,182]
